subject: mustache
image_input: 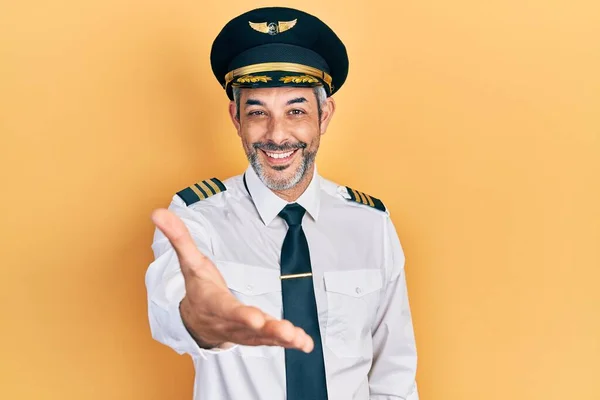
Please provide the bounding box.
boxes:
[252,141,307,152]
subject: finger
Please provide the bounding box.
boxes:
[218,317,290,342]
[263,313,276,321]
[151,209,208,275]
[293,327,314,353]
[261,320,314,352]
[206,296,270,330]
[265,319,297,343]
[226,304,269,330]
[216,317,315,352]
[229,321,314,353]
[277,325,313,353]
[223,325,290,348]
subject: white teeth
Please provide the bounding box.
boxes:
[266,151,294,159]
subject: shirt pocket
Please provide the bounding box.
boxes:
[216,260,282,358]
[323,269,383,358]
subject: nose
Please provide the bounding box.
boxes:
[264,114,289,144]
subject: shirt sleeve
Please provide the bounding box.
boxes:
[144,196,237,359]
[368,216,419,400]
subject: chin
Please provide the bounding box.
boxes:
[264,172,295,189]
[260,166,304,191]
[249,147,316,191]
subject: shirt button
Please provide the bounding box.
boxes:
[246,284,254,292]
[355,287,362,294]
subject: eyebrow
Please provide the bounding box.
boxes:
[245,99,265,107]
[286,97,307,105]
[244,97,308,107]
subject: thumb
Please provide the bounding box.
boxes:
[151,208,208,277]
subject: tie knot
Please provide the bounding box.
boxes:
[278,203,306,226]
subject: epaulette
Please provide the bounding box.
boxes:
[176,178,227,206]
[345,186,386,212]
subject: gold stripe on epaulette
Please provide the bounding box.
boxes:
[197,181,213,196]
[177,177,227,207]
[354,191,361,203]
[344,185,386,212]
[351,188,361,203]
[204,179,221,194]
[358,191,369,205]
[190,184,205,200]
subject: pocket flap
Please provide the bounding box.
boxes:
[217,261,281,295]
[323,269,383,298]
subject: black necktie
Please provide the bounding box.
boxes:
[278,203,328,400]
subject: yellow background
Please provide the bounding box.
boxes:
[1,0,599,399]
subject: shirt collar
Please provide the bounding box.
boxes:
[244,164,321,226]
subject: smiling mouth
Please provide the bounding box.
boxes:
[265,149,296,158]
[260,149,299,165]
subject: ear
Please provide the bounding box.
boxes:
[319,97,336,135]
[228,100,241,135]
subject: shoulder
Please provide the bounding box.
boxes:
[174,177,228,207]
[319,176,389,216]
[171,174,247,209]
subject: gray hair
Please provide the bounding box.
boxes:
[232,85,328,121]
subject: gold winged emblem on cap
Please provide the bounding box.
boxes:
[249,19,297,35]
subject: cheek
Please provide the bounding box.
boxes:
[239,121,265,143]
[287,118,319,139]
[299,126,321,148]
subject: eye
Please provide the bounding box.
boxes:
[289,109,306,115]
[248,110,266,116]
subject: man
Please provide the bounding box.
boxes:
[145,6,419,400]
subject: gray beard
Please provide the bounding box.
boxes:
[247,149,316,191]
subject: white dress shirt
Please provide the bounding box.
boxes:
[145,165,419,400]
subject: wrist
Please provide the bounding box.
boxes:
[179,298,222,349]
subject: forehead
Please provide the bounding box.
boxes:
[239,86,316,103]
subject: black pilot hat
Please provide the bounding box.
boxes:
[210,7,349,100]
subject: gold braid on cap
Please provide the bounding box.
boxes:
[224,62,333,93]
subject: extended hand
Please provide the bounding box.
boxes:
[151,208,314,353]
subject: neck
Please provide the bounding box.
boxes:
[271,165,315,202]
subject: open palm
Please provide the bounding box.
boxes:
[151,208,314,352]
